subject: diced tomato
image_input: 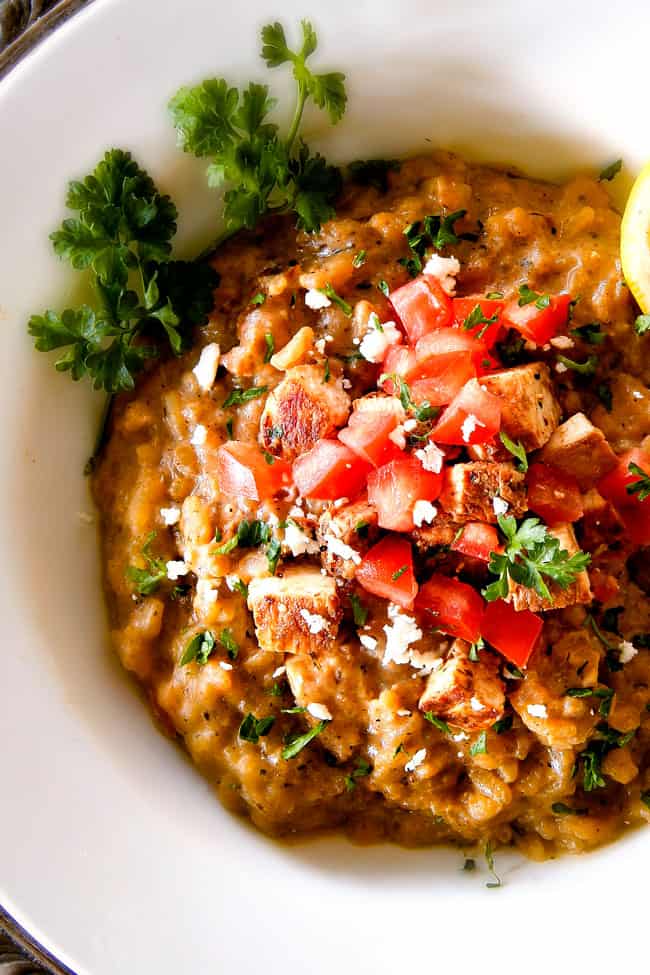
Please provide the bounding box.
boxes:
[414,328,483,376]
[389,274,453,344]
[599,448,650,546]
[216,442,292,501]
[381,344,419,391]
[293,439,371,501]
[451,522,500,562]
[356,535,418,608]
[502,293,571,345]
[526,462,584,525]
[452,297,505,348]
[430,379,501,445]
[338,408,403,467]
[410,366,473,408]
[368,456,443,532]
[415,574,484,643]
[475,351,502,376]
[481,599,543,668]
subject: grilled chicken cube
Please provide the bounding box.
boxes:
[479,363,561,450]
[247,567,341,654]
[439,462,527,523]
[507,522,592,611]
[259,364,351,461]
[411,510,463,551]
[317,498,379,580]
[538,412,618,488]
[418,639,506,732]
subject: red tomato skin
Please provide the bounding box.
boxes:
[598,448,650,510]
[481,599,543,668]
[502,293,571,345]
[414,328,482,372]
[216,442,291,501]
[389,275,453,344]
[381,344,420,390]
[368,456,443,532]
[451,522,500,562]
[338,410,403,467]
[452,297,505,348]
[356,535,418,608]
[527,462,584,525]
[410,359,475,407]
[414,574,484,643]
[431,380,502,445]
[293,440,371,500]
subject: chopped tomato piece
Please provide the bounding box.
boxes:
[481,599,543,668]
[452,297,505,348]
[599,448,650,546]
[356,535,418,608]
[389,274,453,344]
[502,293,571,345]
[368,456,443,532]
[381,344,419,390]
[451,522,500,562]
[430,379,501,445]
[415,574,484,643]
[338,408,403,467]
[475,351,502,376]
[216,442,292,501]
[414,328,483,376]
[410,360,475,408]
[527,462,584,525]
[293,439,371,501]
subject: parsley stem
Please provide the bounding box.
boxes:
[285,82,308,154]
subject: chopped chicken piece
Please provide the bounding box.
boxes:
[259,364,350,461]
[411,510,462,551]
[418,639,506,731]
[247,567,341,654]
[317,498,379,580]
[439,462,527,523]
[507,522,592,611]
[538,412,618,488]
[479,363,561,450]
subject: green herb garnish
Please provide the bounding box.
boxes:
[566,686,614,718]
[350,594,368,627]
[352,249,367,268]
[264,333,275,362]
[499,431,528,472]
[596,382,613,412]
[484,841,501,888]
[239,712,276,743]
[251,292,266,306]
[551,802,588,816]
[492,714,513,735]
[462,303,499,339]
[598,159,622,182]
[348,158,400,193]
[468,637,484,662]
[570,322,604,344]
[391,565,408,581]
[470,731,487,756]
[518,284,550,309]
[557,354,598,376]
[424,712,451,734]
[125,531,168,595]
[635,314,650,336]
[319,282,352,315]
[626,462,650,501]
[282,719,329,759]
[344,757,372,791]
[223,385,268,407]
[180,630,216,666]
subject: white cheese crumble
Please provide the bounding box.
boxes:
[324,533,362,565]
[404,748,427,772]
[342,378,352,389]
[219,661,233,671]
[192,342,220,391]
[415,442,445,473]
[272,665,286,679]
[470,697,486,712]
[191,424,207,447]
[452,731,469,742]
[527,703,548,718]
[403,418,418,432]
[619,640,638,664]
[422,253,461,295]
[413,499,438,527]
[284,521,320,557]
[549,335,574,350]
[299,609,329,634]
[461,412,485,443]
[307,702,332,721]
[555,361,568,374]
[314,338,326,354]
[396,708,412,717]
[160,506,181,526]
[493,496,509,517]
[305,288,331,310]
[632,390,644,400]
[388,424,406,450]
[383,603,423,666]
[195,578,219,604]
[359,634,378,651]
[359,316,402,363]
[166,560,189,581]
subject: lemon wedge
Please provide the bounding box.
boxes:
[621,159,650,313]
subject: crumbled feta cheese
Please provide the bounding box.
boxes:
[403,418,418,432]
[470,697,485,712]
[549,335,574,350]
[195,578,219,604]
[388,425,406,450]
[383,603,423,666]
[527,703,548,718]
[359,634,378,651]
[219,661,233,671]
[191,424,207,447]
[324,533,362,565]
[307,702,332,721]
[415,442,445,473]
[342,378,352,389]
[160,506,181,526]
[619,640,638,664]
[305,288,331,310]
[300,608,329,634]
[461,412,485,443]
[404,748,427,772]
[632,390,644,400]
[422,254,461,295]
[166,560,189,581]
[542,343,551,352]
[555,361,568,374]
[413,499,437,527]
[192,342,220,391]
[359,317,402,363]
[272,665,286,679]
[493,496,509,517]
[396,709,412,717]
[408,649,443,674]
[452,731,469,742]
[314,338,326,354]
[224,575,239,592]
[284,521,320,557]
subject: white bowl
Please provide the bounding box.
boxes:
[0,0,647,971]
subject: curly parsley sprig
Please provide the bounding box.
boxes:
[169,20,346,241]
[484,515,591,603]
[28,149,218,392]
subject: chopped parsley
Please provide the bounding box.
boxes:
[354,520,370,538]
[626,462,650,501]
[322,358,331,383]
[350,594,368,627]
[391,565,408,581]
[378,373,439,423]
[598,159,622,182]
[576,722,636,791]
[470,731,487,756]
[518,283,550,309]
[223,385,268,407]
[462,303,499,339]
[551,802,588,816]
[378,279,390,297]
[468,637,484,662]
[180,630,216,666]
[219,628,239,660]
[486,291,504,300]
[344,757,372,791]
[216,519,281,576]
[635,314,650,336]
[239,713,276,743]
[641,791,650,809]
[251,292,266,306]
[352,249,367,268]
[570,322,604,344]
[499,431,528,472]
[231,578,248,599]
[557,354,598,376]
[566,686,614,718]
[588,614,623,672]
[492,714,513,735]
[399,210,475,277]
[596,382,613,412]
[282,719,329,759]
[225,418,234,438]
[318,283,352,315]
[424,712,451,734]
[266,537,282,575]
[348,158,400,193]
[125,531,168,595]
[263,333,275,362]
